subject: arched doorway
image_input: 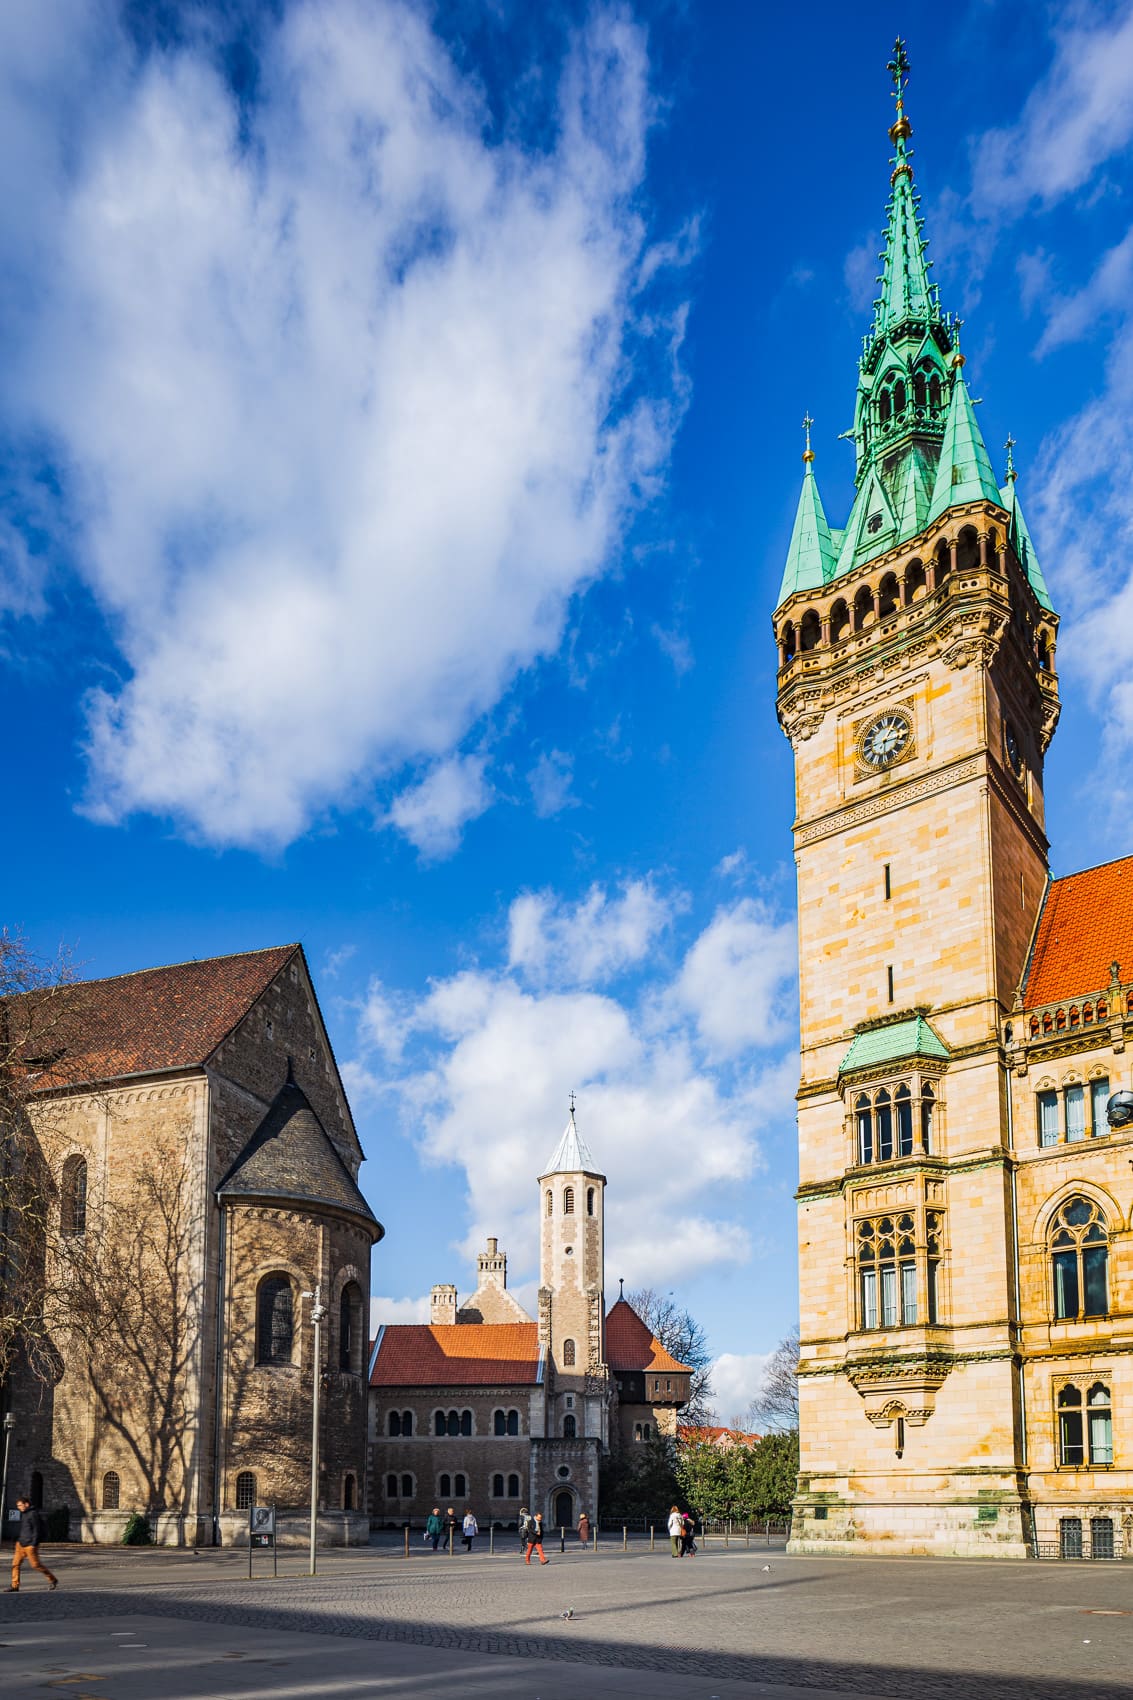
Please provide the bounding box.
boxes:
[553,1488,574,1531]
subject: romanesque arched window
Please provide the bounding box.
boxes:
[235,1471,256,1510]
[563,1186,575,1214]
[102,1471,120,1510]
[402,1410,413,1436]
[389,1410,401,1437]
[339,1281,363,1374]
[546,1189,553,1216]
[460,1409,472,1436]
[563,1414,576,1438]
[387,1473,399,1497]
[453,1473,466,1498]
[586,1187,595,1216]
[401,1473,413,1498]
[434,1409,445,1435]
[492,1473,504,1496]
[61,1154,87,1236]
[507,1409,518,1436]
[494,1409,506,1436]
[446,1410,459,1436]
[1050,1196,1108,1319]
[256,1275,294,1364]
[439,1473,451,1497]
[799,609,821,651]
[508,1472,520,1497]
[562,1338,576,1366]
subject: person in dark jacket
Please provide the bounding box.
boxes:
[8,1499,57,1592]
[425,1507,443,1551]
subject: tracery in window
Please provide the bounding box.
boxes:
[1056,1384,1111,1467]
[857,1207,944,1331]
[1050,1196,1108,1320]
[562,1338,576,1366]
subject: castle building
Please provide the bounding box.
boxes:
[777,42,1133,1559]
[2,944,382,1545]
[368,1109,691,1527]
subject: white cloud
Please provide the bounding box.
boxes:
[370,1293,430,1331]
[349,876,798,1298]
[843,232,879,313]
[676,898,797,1060]
[386,755,491,859]
[710,1350,774,1426]
[0,1,686,847]
[527,750,579,820]
[973,6,1133,214]
[507,879,675,987]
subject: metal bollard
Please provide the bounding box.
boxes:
[745,1523,750,1548]
[559,1526,565,1553]
[725,1521,730,1548]
[404,1523,409,1558]
[650,1525,654,1552]
[592,1525,597,1553]
[622,1525,627,1551]
[448,1525,454,1557]
[489,1523,495,1555]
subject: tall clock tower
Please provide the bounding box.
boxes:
[777,43,1061,1555]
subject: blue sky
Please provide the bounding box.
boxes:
[5,0,1133,1417]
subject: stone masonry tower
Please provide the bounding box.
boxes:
[534,1104,610,1520]
[776,42,1061,1555]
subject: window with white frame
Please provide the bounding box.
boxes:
[1050,1196,1108,1319]
[854,1079,938,1165]
[856,1208,944,1331]
[1057,1382,1112,1466]
[1038,1078,1109,1147]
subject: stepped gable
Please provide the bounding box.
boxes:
[217,1068,380,1230]
[1023,854,1133,1007]
[369,1323,541,1387]
[15,943,299,1089]
[605,1297,692,1375]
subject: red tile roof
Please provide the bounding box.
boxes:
[1023,856,1133,1007]
[605,1298,692,1375]
[678,1425,761,1448]
[16,945,299,1089]
[369,1323,541,1388]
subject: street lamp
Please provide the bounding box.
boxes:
[301,1285,326,1576]
[0,1413,15,1542]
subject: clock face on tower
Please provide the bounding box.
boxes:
[859,710,912,770]
[1004,722,1025,781]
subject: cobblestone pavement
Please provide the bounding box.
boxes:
[2,1542,1132,1698]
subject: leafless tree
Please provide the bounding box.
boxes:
[746,1327,799,1432]
[625,1285,714,1426]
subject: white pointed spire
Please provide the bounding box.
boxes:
[541,1099,601,1177]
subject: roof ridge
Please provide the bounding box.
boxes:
[1049,850,1133,885]
[46,942,300,993]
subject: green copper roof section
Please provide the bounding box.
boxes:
[894,442,933,538]
[839,1014,950,1076]
[871,52,938,340]
[1000,474,1053,611]
[926,359,1001,523]
[777,422,837,606]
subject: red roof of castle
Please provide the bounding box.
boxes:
[678,1425,761,1447]
[1023,855,1133,1007]
[605,1298,692,1375]
[369,1323,541,1388]
[14,945,299,1089]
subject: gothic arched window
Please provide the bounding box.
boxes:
[256,1275,294,1364]
[61,1154,87,1236]
[1050,1196,1108,1320]
[562,1338,576,1366]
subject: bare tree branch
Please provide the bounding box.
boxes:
[746,1328,799,1432]
[625,1285,714,1427]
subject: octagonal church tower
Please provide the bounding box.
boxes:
[776,43,1060,1556]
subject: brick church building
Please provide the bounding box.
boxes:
[777,41,1133,1558]
[368,1109,691,1529]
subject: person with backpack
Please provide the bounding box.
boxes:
[8,1498,57,1592]
[520,1505,548,1564]
[425,1507,443,1551]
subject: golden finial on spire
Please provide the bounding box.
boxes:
[802,413,815,464]
[950,316,966,368]
[887,37,913,150]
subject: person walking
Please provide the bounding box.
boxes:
[681,1510,698,1556]
[667,1504,684,1558]
[426,1507,443,1551]
[520,1505,548,1564]
[577,1509,590,1545]
[462,1509,478,1552]
[8,1498,57,1592]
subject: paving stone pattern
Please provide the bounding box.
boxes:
[2,1545,1131,1699]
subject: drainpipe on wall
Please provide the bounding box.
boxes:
[211,1201,228,1547]
[1004,1056,1032,1554]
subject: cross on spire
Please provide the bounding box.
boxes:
[1004,434,1018,482]
[888,37,910,110]
[568,1090,576,1113]
[802,413,815,464]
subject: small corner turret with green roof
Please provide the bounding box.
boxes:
[776,40,1050,613]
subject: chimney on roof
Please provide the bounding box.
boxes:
[477,1238,507,1288]
[430,1283,457,1326]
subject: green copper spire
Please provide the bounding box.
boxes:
[926,338,1001,522]
[999,438,1053,611]
[778,415,837,603]
[871,39,939,339]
